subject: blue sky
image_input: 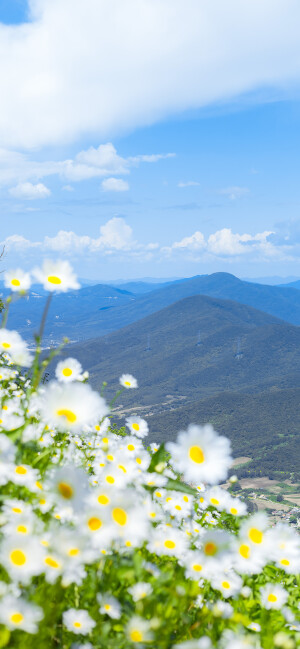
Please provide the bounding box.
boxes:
[1,1,300,280]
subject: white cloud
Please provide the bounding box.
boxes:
[0,1,300,148]
[101,178,129,192]
[0,143,174,190]
[218,186,250,200]
[8,182,51,199]
[178,181,200,188]
[61,185,74,192]
[1,220,297,264]
[172,231,206,250]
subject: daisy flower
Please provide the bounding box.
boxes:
[36,381,108,433]
[128,582,153,601]
[4,269,31,292]
[166,424,232,484]
[125,416,149,438]
[97,594,121,619]
[210,570,243,598]
[63,609,96,635]
[126,616,153,644]
[119,374,138,389]
[0,595,43,633]
[148,524,188,558]
[0,329,33,367]
[33,259,80,292]
[55,358,83,383]
[0,536,45,584]
[49,466,89,511]
[260,583,288,610]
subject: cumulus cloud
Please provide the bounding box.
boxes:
[101,178,129,192]
[8,182,51,199]
[218,186,250,200]
[1,1,300,148]
[0,143,174,191]
[178,181,200,188]
[163,227,276,258]
[2,219,295,265]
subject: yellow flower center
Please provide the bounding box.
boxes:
[183,496,189,502]
[127,444,135,451]
[193,564,202,572]
[74,622,81,628]
[10,613,23,624]
[204,542,217,556]
[239,543,250,559]
[106,476,115,484]
[132,423,140,431]
[136,457,142,465]
[56,409,77,423]
[88,517,102,531]
[210,498,219,505]
[47,275,62,284]
[36,481,43,490]
[107,454,114,461]
[189,445,205,464]
[17,525,27,534]
[62,368,72,377]
[222,581,230,589]
[175,505,182,511]
[118,464,127,473]
[249,527,263,544]
[68,548,79,556]
[230,507,238,515]
[58,482,74,499]
[130,630,143,642]
[45,557,60,569]
[164,540,176,549]
[268,593,277,603]
[102,437,109,443]
[12,507,22,513]
[2,342,11,349]
[124,381,131,386]
[11,279,21,287]
[280,558,290,566]
[98,494,110,505]
[104,604,111,611]
[15,466,27,475]
[10,550,26,566]
[112,507,127,526]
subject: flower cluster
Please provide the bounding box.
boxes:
[0,262,299,649]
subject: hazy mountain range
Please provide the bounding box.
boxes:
[2,272,300,344]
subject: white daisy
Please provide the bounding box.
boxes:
[0,536,45,584]
[119,374,138,389]
[4,269,31,292]
[33,260,80,292]
[260,583,288,610]
[97,594,121,619]
[166,424,232,484]
[210,570,243,598]
[36,381,109,433]
[125,416,149,438]
[63,608,96,635]
[126,616,153,644]
[0,595,43,633]
[0,330,33,367]
[55,358,83,382]
[128,582,153,601]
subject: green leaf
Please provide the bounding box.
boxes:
[148,443,168,472]
[165,478,197,496]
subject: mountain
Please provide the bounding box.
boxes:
[1,284,135,344]
[3,272,300,344]
[278,280,300,290]
[62,294,300,475]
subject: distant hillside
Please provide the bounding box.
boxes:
[279,280,300,290]
[63,295,300,474]
[145,389,300,476]
[3,271,300,344]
